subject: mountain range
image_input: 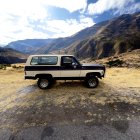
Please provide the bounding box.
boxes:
[0,47,27,64]
[3,12,140,63]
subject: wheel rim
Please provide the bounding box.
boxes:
[88,78,97,87]
[40,79,49,88]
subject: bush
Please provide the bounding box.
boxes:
[6,64,11,67]
[12,65,24,69]
[0,64,11,70]
[106,59,124,67]
[12,65,17,68]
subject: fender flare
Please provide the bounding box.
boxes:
[86,72,101,78]
[35,74,53,79]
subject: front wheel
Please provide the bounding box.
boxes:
[37,78,51,89]
[86,76,99,88]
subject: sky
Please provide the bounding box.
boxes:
[0,0,140,45]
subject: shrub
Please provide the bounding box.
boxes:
[106,59,124,67]
[6,64,11,67]
[12,65,24,69]
[12,65,17,68]
[0,64,11,70]
[0,64,4,69]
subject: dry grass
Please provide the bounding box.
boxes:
[104,68,140,88]
[0,67,140,111]
[0,68,140,130]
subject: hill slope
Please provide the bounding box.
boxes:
[0,47,27,64]
[5,21,108,55]
[86,49,140,68]
[5,39,55,54]
[56,12,140,59]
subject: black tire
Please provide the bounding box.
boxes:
[86,76,99,88]
[37,78,52,89]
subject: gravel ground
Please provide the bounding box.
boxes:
[0,68,140,140]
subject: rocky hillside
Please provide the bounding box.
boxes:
[56,12,140,59]
[5,21,108,54]
[0,47,27,64]
[35,20,109,54]
[5,12,140,59]
[82,49,140,68]
[5,20,108,55]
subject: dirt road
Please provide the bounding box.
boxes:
[0,68,140,140]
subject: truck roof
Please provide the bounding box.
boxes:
[29,54,74,57]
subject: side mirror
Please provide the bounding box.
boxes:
[72,62,77,68]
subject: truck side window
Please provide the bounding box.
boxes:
[62,57,72,64]
[61,56,78,67]
[31,56,58,65]
[61,56,72,67]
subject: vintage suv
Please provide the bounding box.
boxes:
[25,55,105,89]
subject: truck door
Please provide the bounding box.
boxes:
[60,56,81,77]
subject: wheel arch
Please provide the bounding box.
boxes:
[35,74,53,79]
[86,72,101,78]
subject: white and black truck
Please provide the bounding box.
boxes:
[24,55,105,89]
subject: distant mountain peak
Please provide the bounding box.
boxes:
[0,47,27,64]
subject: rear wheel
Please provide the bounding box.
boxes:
[86,76,99,88]
[37,78,51,89]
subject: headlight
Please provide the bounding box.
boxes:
[100,70,104,76]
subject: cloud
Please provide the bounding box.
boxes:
[0,0,94,44]
[38,17,95,38]
[88,0,140,15]
[0,15,49,44]
[115,2,140,15]
[0,0,90,44]
[42,0,87,13]
[0,0,87,17]
[0,0,48,22]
